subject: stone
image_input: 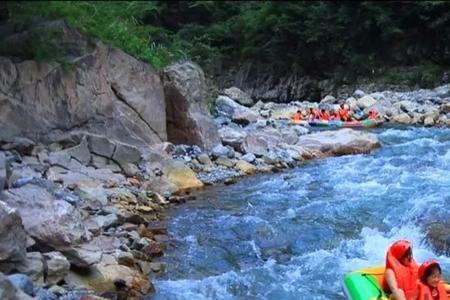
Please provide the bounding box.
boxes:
[43,252,70,285]
[7,166,43,189]
[356,95,377,110]
[6,274,34,296]
[65,137,91,165]
[35,287,58,300]
[14,252,44,284]
[0,201,27,263]
[0,152,5,191]
[48,151,72,169]
[235,160,257,175]
[353,89,366,98]
[211,144,230,159]
[214,95,241,118]
[162,160,204,192]
[219,126,247,151]
[122,163,140,177]
[242,128,281,157]
[216,157,236,168]
[0,272,18,300]
[1,137,35,156]
[1,185,89,250]
[297,128,380,156]
[111,143,142,169]
[117,251,135,267]
[197,153,212,165]
[87,135,115,158]
[392,113,413,124]
[164,61,219,150]
[231,106,259,125]
[320,95,336,104]
[242,153,256,163]
[222,87,254,107]
[91,155,108,169]
[75,186,109,209]
[424,116,435,126]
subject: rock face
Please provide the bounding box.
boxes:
[0,201,27,263]
[0,20,166,147]
[163,62,219,150]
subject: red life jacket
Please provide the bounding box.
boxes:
[292,112,303,121]
[382,242,419,300]
[368,110,379,120]
[339,107,350,121]
[309,109,320,120]
[417,281,447,300]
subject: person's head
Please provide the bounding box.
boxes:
[419,260,442,288]
[321,109,325,113]
[390,240,414,266]
[340,104,345,109]
[309,108,313,112]
[297,110,301,114]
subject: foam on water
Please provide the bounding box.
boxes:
[154,127,450,299]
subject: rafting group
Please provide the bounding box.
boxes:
[343,240,450,300]
[291,104,382,128]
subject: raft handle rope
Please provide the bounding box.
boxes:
[361,273,384,300]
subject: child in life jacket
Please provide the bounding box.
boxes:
[319,109,330,121]
[383,240,419,300]
[417,259,450,300]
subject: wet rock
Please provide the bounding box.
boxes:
[43,252,70,285]
[297,128,380,156]
[164,161,203,192]
[425,222,450,256]
[35,287,58,300]
[1,184,89,249]
[222,87,254,107]
[7,273,34,296]
[0,201,27,263]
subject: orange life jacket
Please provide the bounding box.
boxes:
[319,111,330,121]
[292,112,303,121]
[368,111,379,120]
[383,245,419,300]
[339,107,350,121]
[417,281,447,300]
[309,109,320,120]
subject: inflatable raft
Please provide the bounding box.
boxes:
[342,266,450,300]
[308,119,383,128]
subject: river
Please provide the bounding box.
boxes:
[152,126,450,300]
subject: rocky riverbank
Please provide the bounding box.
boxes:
[1,20,449,300]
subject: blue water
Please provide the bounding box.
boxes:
[152,127,450,300]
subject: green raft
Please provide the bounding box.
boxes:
[342,266,389,300]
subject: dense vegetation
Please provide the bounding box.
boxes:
[2,1,450,85]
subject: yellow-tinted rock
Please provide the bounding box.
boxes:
[165,161,203,192]
[235,160,257,175]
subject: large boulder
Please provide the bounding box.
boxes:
[0,152,5,191]
[242,128,282,156]
[356,95,377,110]
[0,184,90,249]
[163,61,219,150]
[0,20,166,146]
[222,87,254,107]
[0,201,27,263]
[297,129,380,157]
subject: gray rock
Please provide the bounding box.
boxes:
[211,144,230,159]
[197,153,212,165]
[356,95,377,110]
[231,106,259,126]
[14,252,44,284]
[218,126,247,151]
[75,186,109,209]
[65,137,91,165]
[214,95,241,118]
[86,214,119,233]
[48,151,72,169]
[1,184,89,249]
[7,166,42,189]
[35,288,58,300]
[87,135,115,158]
[6,274,34,296]
[0,272,17,300]
[0,201,27,263]
[112,142,142,169]
[215,157,236,168]
[320,95,336,104]
[242,153,256,163]
[0,152,5,191]
[91,154,109,169]
[353,89,366,98]
[222,87,254,107]
[164,61,219,150]
[122,163,140,177]
[43,252,70,285]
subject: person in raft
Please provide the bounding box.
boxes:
[417,259,450,300]
[368,109,379,120]
[308,107,320,121]
[338,103,351,121]
[319,108,331,121]
[383,240,419,300]
[292,110,303,122]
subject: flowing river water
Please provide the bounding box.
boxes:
[152,126,450,300]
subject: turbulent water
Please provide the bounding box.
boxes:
[152,126,450,300]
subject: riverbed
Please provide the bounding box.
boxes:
[152,126,450,300]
